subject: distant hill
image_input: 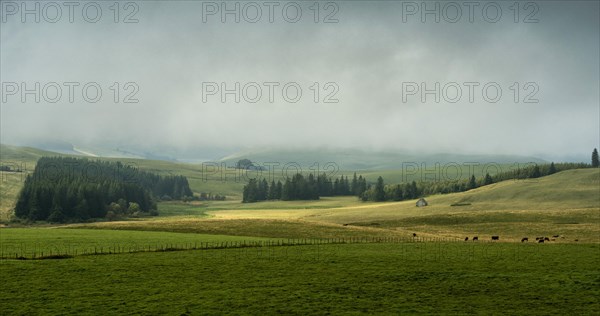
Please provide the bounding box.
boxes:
[0,144,552,221]
[0,144,244,220]
[218,148,546,171]
[433,168,600,210]
[0,144,66,165]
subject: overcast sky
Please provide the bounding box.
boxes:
[1,1,598,161]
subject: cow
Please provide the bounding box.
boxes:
[552,235,560,238]
[491,236,499,241]
[538,239,544,243]
[472,236,478,241]
[412,233,417,237]
[521,237,528,242]
[535,237,542,241]
[574,239,579,242]
[465,237,469,241]
[544,237,550,241]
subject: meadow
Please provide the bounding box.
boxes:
[1,145,599,314]
[65,169,598,242]
[1,243,598,314]
[0,228,274,259]
[0,143,533,220]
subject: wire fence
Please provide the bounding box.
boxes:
[0,236,522,260]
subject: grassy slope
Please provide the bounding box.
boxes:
[1,164,598,314]
[0,144,545,219]
[0,144,245,220]
[198,169,599,241]
[218,147,545,170]
[73,169,599,242]
[0,144,52,219]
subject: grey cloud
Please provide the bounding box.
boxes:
[1,1,598,161]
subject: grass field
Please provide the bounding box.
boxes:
[0,143,535,220]
[1,243,598,314]
[71,169,598,242]
[1,145,599,314]
[0,228,273,258]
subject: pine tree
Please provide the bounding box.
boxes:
[374,177,385,201]
[592,148,599,167]
[281,179,292,201]
[483,173,493,185]
[242,179,258,203]
[411,181,418,198]
[259,178,269,201]
[356,176,367,196]
[548,162,557,174]
[351,173,358,195]
[468,175,477,190]
[392,185,403,201]
[267,181,277,200]
[530,165,541,178]
[333,178,340,195]
[276,181,283,199]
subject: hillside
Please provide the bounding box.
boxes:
[218,148,546,170]
[0,144,552,220]
[78,169,600,242]
[0,144,64,165]
[0,144,244,220]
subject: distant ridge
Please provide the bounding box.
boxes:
[1,144,547,171]
[218,148,546,171]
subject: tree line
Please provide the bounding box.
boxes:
[241,150,599,203]
[14,157,193,222]
[361,161,595,202]
[242,173,368,203]
[243,160,595,203]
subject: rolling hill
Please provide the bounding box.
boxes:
[218,147,547,171]
[75,168,600,242]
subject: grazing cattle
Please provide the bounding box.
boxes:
[521,237,528,242]
[465,237,469,241]
[574,239,579,242]
[412,233,417,237]
[491,236,499,241]
[535,237,542,241]
[472,236,478,241]
[552,235,560,238]
[544,237,550,241]
[538,239,544,243]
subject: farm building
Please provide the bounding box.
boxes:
[416,198,428,207]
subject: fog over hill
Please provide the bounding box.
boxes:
[1,1,598,163]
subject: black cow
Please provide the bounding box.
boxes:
[538,239,544,243]
[412,233,417,237]
[465,237,469,241]
[521,237,528,242]
[544,237,550,241]
[552,235,560,238]
[491,236,499,241]
[472,236,478,241]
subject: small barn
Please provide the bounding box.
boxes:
[416,198,428,207]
